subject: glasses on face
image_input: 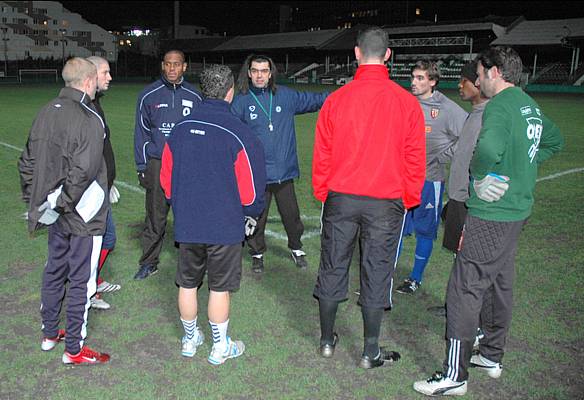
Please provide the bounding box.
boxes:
[250,68,270,75]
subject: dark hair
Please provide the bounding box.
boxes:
[412,60,440,86]
[236,54,278,94]
[356,27,389,60]
[460,60,478,84]
[163,49,185,63]
[200,64,234,100]
[477,46,523,85]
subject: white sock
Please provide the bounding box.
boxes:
[209,319,229,349]
[181,317,198,340]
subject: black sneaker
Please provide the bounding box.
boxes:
[290,249,308,269]
[358,347,401,369]
[133,264,158,280]
[395,278,420,294]
[251,256,264,273]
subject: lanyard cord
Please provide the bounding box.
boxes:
[249,90,272,123]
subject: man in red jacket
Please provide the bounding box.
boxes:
[312,26,426,368]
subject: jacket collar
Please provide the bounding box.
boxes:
[59,87,93,105]
[354,64,390,81]
[250,84,269,95]
[202,98,231,110]
[161,74,184,89]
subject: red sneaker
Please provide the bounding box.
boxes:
[41,329,66,351]
[62,346,110,365]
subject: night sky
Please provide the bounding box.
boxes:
[60,1,584,35]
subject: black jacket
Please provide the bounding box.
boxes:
[18,87,109,235]
[94,92,116,189]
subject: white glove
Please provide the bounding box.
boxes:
[46,185,63,209]
[244,216,258,237]
[38,201,60,225]
[473,173,510,203]
[109,185,120,204]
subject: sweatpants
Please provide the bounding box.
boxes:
[139,158,170,267]
[247,179,304,255]
[41,224,102,354]
[443,215,525,382]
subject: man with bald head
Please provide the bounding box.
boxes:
[19,57,111,364]
[133,50,202,280]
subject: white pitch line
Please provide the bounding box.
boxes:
[536,167,584,182]
[0,140,24,152]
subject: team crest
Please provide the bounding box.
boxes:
[430,108,440,119]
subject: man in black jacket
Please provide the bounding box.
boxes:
[18,57,111,365]
[87,56,121,310]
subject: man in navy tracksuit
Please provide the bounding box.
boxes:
[160,64,266,364]
[133,50,202,280]
[231,54,328,273]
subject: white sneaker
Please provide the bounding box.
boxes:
[181,330,204,358]
[473,328,485,348]
[90,296,111,310]
[470,354,502,379]
[207,337,245,365]
[97,280,121,293]
[413,372,467,396]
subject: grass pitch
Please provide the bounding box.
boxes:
[0,83,582,399]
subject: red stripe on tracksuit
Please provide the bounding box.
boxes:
[234,149,256,206]
[160,143,173,200]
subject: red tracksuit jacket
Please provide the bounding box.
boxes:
[312,64,426,209]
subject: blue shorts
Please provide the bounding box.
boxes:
[403,180,444,240]
[102,208,117,250]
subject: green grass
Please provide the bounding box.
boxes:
[0,83,583,399]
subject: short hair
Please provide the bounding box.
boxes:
[460,60,478,84]
[356,27,389,60]
[412,60,440,86]
[237,54,278,94]
[200,64,234,100]
[86,55,108,69]
[477,46,523,85]
[62,57,96,87]
[163,49,185,63]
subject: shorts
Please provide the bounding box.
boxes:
[313,192,404,309]
[176,243,242,292]
[403,180,444,240]
[102,208,116,250]
[442,199,467,253]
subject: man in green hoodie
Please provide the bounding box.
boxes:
[414,46,564,396]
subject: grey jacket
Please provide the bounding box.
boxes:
[448,100,489,202]
[418,90,467,181]
[18,87,109,236]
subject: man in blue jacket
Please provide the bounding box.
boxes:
[231,54,328,273]
[133,50,202,280]
[160,64,266,364]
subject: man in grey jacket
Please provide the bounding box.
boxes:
[442,60,489,253]
[396,60,467,295]
[18,57,111,365]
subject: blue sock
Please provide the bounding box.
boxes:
[410,236,433,283]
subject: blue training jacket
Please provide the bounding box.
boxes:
[231,85,327,184]
[133,75,202,171]
[161,99,266,245]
